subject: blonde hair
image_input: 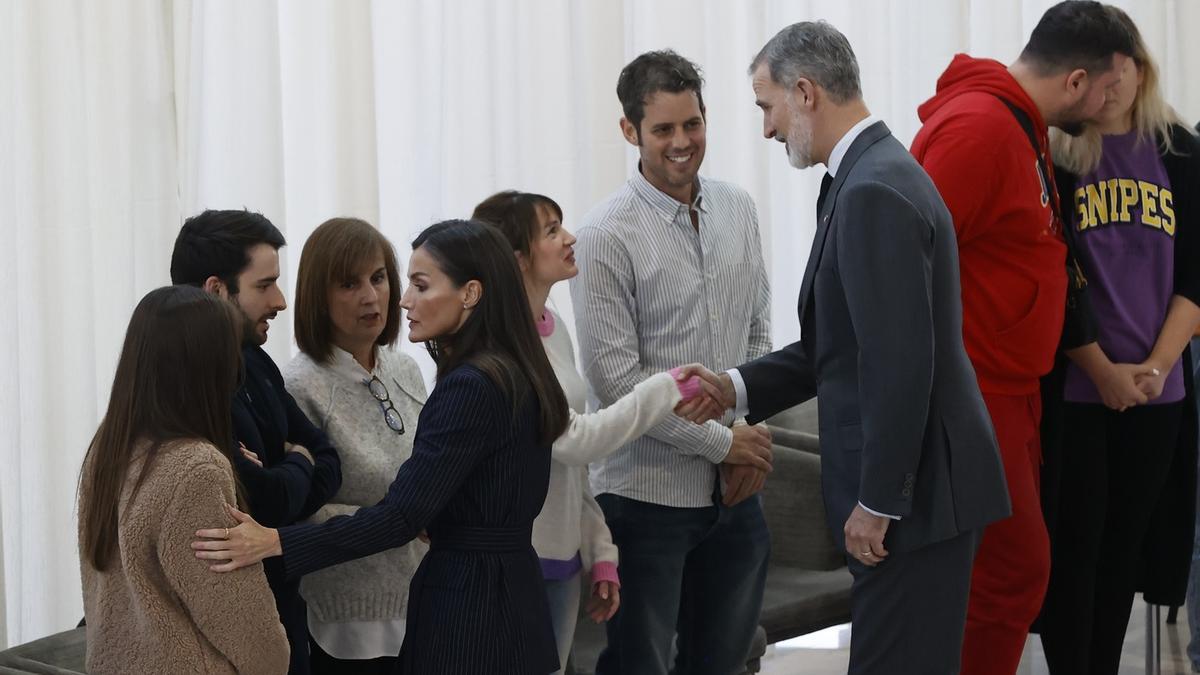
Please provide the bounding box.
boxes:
[1050,5,1190,175]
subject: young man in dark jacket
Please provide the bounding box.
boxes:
[172,209,342,675]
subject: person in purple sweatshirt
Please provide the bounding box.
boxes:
[1039,7,1200,674]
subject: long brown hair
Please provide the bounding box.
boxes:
[294,217,402,364]
[411,219,569,445]
[79,285,244,571]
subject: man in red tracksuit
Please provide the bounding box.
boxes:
[911,2,1134,673]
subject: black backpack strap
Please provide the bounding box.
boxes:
[996,99,1060,230]
[993,95,1097,348]
[993,96,1087,276]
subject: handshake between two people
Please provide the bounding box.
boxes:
[672,364,773,507]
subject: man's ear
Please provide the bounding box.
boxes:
[619,117,641,147]
[794,77,818,109]
[1065,68,1089,96]
[202,275,227,298]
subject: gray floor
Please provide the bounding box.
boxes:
[761,596,1197,674]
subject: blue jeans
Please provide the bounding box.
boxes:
[544,573,582,675]
[594,491,770,675]
[1187,338,1200,669]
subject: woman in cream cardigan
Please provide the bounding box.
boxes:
[473,192,723,673]
[77,285,288,675]
[283,218,428,674]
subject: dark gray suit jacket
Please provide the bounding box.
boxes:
[738,121,1010,554]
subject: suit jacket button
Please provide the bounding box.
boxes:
[901,488,912,497]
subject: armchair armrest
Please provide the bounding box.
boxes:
[761,444,842,571]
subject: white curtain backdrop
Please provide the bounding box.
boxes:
[1,0,1197,647]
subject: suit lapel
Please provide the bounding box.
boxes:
[796,121,893,324]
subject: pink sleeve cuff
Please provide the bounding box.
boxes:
[669,367,702,400]
[591,561,620,589]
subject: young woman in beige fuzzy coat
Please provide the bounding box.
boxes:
[77,285,288,675]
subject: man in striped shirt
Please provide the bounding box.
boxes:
[570,50,775,675]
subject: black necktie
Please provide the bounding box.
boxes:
[816,172,833,215]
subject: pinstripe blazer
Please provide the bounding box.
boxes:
[277,363,558,674]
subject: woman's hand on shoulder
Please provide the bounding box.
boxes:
[191,504,281,572]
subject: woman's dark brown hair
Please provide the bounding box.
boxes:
[294,217,402,363]
[78,285,244,571]
[412,219,568,445]
[471,190,564,260]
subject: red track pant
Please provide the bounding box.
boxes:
[960,392,1051,675]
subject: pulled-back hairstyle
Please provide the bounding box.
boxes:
[294,217,402,363]
[412,219,568,445]
[471,190,564,260]
[79,285,244,571]
[1051,5,1192,174]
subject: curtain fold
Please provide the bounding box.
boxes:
[2,0,1197,646]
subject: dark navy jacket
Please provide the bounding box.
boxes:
[232,344,341,675]
[279,363,559,674]
[737,122,1010,554]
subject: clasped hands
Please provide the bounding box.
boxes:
[673,365,773,506]
[1094,360,1167,412]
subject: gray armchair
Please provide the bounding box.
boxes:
[0,626,85,674]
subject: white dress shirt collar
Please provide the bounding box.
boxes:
[826,114,879,178]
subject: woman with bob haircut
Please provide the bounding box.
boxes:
[78,285,289,675]
[1039,6,1200,674]
[194,219,574,673]
[284,217,429,674]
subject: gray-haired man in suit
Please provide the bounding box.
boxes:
[682,21,1011,674]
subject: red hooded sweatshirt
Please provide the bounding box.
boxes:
[911,54,1067,396]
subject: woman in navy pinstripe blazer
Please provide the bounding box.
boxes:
[193,219,571,675]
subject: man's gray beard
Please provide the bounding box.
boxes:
[785,108,815,169]
[786,128,814,169]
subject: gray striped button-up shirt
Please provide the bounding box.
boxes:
[570,168,771,508]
